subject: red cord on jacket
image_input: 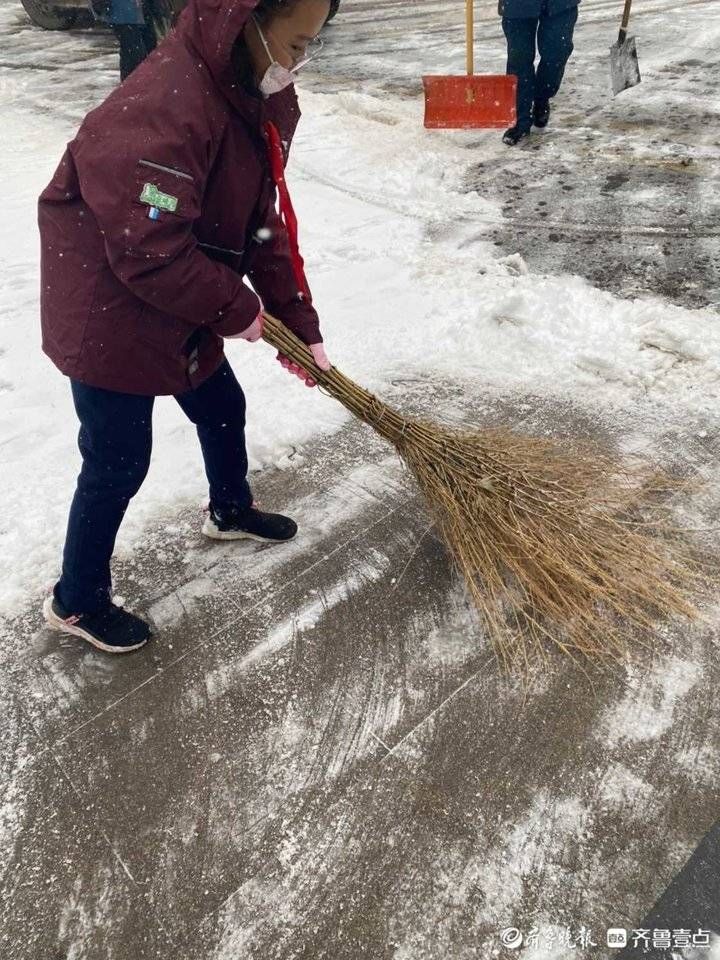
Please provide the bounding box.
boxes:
[263,120,312,304]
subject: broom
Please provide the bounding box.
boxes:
[260,121,709,670]
[262,311,709,671]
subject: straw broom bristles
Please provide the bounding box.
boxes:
[262,312,710,671]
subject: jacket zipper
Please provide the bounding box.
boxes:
[198,241,244,257]
[138,159,194,181]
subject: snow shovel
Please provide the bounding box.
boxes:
[610,0,641,96]
[423,0,517,129]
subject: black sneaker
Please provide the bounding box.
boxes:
[202,502,297,544]
[533,100,551,128]
[43,596,151,654]
[502,125,531,146]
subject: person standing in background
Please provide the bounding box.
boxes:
[91,0,158,80]
[499,0,580,146]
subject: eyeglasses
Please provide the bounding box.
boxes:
[293,35,324,71]
[269,30,324,73]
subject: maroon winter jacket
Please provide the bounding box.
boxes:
[39,0,321,396]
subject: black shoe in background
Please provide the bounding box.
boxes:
[43,596,151,654]
[202,502,298,544]
[502,125,531,146]
[533,100,551,128]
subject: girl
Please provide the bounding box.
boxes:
[39,0,334,653]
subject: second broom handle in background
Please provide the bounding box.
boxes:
[466,0,474,75]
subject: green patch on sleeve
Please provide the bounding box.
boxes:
[139,182,179,213]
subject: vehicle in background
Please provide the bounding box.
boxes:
[21,0,93,30]
[19,0,179,33]
[20,0,338,33]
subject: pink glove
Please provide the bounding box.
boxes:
[277,343,331,388]
[226,311,264,342]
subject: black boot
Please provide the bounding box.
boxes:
[533,100,551,128]
[202,502,298,543]
[502,125,531,146]
[43,596,151,654]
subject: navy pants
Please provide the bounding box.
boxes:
[502,4,578,130]
[55,360,252,614]
[113,23,157,80]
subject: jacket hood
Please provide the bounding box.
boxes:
[175,0,276,124]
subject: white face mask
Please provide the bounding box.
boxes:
[253,17,295,97]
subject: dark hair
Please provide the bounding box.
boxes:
[253,0,340,27]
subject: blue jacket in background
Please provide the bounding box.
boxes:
[91,0,145,25]
[499,0,579,17]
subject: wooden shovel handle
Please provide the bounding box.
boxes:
[466,0,474,76]
[618,0,633,44]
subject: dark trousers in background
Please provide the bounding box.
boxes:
[55,360,253,614]
[502,4,578,130]
[113,23,157,80]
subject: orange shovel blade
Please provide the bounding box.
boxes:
[422,74,517,129]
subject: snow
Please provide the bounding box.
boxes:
[595,761,655,810]
[600,656,703,746]
[679,934,720,960]
[203,550,391,699]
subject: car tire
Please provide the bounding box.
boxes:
[20,0,79,30]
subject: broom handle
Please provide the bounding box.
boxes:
[261,311,324,380]
[618,0,632,44]
[466,0,474,76]
[261,309,367,410]
[261,311,412,442]
[261,312,509,456]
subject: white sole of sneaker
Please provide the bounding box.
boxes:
[42,596,149,655]
[201,517,297,544]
